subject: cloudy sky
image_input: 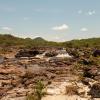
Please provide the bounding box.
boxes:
[0,0,100,41]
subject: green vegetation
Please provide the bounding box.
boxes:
[0,34,60,48]
[0,34,100,48]
[63,38,100,48]
[26,81,45,100]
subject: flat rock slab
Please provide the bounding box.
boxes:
[42,95,89,100]
[1,97,26,100]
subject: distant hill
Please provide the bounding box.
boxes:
[63,37,100,48]
[0,34,58,47]
[0,34,24,46]
[0,34,100,48]
[33,37,47,42]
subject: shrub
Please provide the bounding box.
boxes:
[26,81,45,100]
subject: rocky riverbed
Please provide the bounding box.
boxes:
[0,47,100,100]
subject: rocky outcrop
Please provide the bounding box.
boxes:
[45,51,58,57]
[15,50,40,58]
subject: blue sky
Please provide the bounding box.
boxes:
[0,0,100,41]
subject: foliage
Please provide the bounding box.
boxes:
[26,81,45,100]
[0,34,100,48]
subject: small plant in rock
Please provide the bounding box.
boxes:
[26,94,35,100]
[74,62,81,69]
[24,71,34,79]
[65,85,78,96]
[26,80,45,100]
[70,50,80,58]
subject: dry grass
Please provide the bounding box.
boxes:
[65,85,78,96]
[26,81,45,100]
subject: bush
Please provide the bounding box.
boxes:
[26,81,45,100]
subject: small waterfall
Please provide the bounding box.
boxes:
[35,51,47,59]
[56,53,72,58]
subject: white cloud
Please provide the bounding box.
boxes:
[81,28,88,32]
[1,27,13,31]
[78,10,82,14]
[77,10,96,16]
[52,24,69,31]
[54,36,60,40]
[87,10,95,15]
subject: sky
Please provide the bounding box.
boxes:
[0,0,100,41]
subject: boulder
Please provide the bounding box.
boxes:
[45,51,58,57]
[93,50,100,57]
[15,50,39,58]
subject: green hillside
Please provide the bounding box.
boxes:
[63,38,100,48]
[0,34,100,48]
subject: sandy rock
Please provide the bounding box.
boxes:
[42,95,89,100]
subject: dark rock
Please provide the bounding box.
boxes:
[82,59,91,65]
[81,78,90,85]
[93,50,100,57]
[83,67,98,78]
[15,50,39,58]
[45,51,58,57]
[89,82,100,98]
[83,68,93,78]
